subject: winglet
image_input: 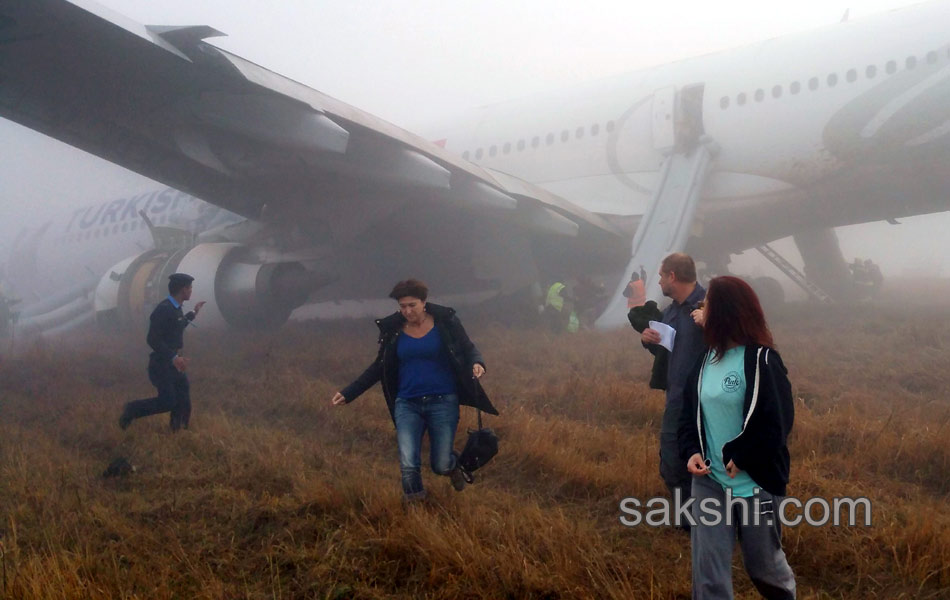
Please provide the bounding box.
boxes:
[146,25,226,57]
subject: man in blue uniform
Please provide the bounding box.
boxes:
[119,273,205,431]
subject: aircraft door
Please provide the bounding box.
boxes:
[651,86,677,153]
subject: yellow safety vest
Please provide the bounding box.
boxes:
[545,282,565,312]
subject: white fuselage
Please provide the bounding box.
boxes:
[426,1,950,220]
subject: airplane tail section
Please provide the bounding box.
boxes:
[596,140,716,328]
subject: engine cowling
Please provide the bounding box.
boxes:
[94,243,319,332]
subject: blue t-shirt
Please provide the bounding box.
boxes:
[700,346,760,497]
[396,327,457,399]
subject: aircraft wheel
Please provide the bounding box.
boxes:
[751,276,785,308]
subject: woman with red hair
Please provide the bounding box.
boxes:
[678,276,796,599]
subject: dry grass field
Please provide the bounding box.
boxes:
[0,288,948,598]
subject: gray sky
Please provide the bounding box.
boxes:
[2,0,945,278]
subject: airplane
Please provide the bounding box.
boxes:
[1,0,948,335]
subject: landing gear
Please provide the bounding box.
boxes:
[749,276,785,309]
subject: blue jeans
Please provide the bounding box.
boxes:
[393,394,460,499]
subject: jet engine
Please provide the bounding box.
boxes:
[94,243,327,331]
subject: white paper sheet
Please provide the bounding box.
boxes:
[648,320,676,352]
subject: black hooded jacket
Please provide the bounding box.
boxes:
[340,303,498,420]
[678,345,794,497]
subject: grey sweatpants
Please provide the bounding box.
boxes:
[690,475,796,600]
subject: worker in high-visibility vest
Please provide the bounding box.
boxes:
[544,281,574,333]
[623,271,647,309]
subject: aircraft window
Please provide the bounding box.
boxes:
[720,96,729,109]
[754,89,764,102]
[926,50,938,64]
[606,120,616,132]
[737,92,747,106]
[846,69,857,83]
[502,142,511,154]
[489,145,497,157]
[575,126,584,139]
[906,56,917,69]
[546,133,554,145]
[531,136,540,148]
[122,222,129,232]
[591,124,600,136]
[462,151,470,160]
[94,229,100,238]
[886,60,897,74]
[808,77,819,91]
[827,73,838,86]
[130,221,137,230]
[866,65,877,78]
[790,81,801,95]
[475,148,483,159]
[113,224,120,234]
[771,85,782,98]
[517,139,525,151]
[561,130,569,142]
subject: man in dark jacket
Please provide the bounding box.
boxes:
[119,273,205,431]
[640,253,706,502]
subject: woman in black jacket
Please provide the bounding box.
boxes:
[331,279,497,502]
[678,276,796,600]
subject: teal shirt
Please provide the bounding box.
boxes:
[700,346,760,497]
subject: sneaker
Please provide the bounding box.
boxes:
[449,467,466,492]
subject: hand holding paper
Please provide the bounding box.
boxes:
[648,320,676,352]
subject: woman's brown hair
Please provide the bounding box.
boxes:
[703,276,774,361]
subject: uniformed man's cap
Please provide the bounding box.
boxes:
[169,273,195,286]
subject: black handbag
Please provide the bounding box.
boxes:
[458,409,498,479]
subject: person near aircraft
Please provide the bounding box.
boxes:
[573,276,607,330]
[543,279,576,334]
[639,253,707,509]
[119,273,205,431]
[623,270,647,309]
[679,275,796,599]
[330,279,497,502]
[849,257,869,283]
[865,259,884,297]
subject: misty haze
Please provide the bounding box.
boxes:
[0,0,948,597]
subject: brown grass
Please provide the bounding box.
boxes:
[0,301,948,599]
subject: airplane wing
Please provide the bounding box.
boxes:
[0,0,625,251]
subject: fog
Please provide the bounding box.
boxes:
[2,0,947,293]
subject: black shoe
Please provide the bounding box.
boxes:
[118,409,132,430]
[449,467,466,492]
[461,469,475,485]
